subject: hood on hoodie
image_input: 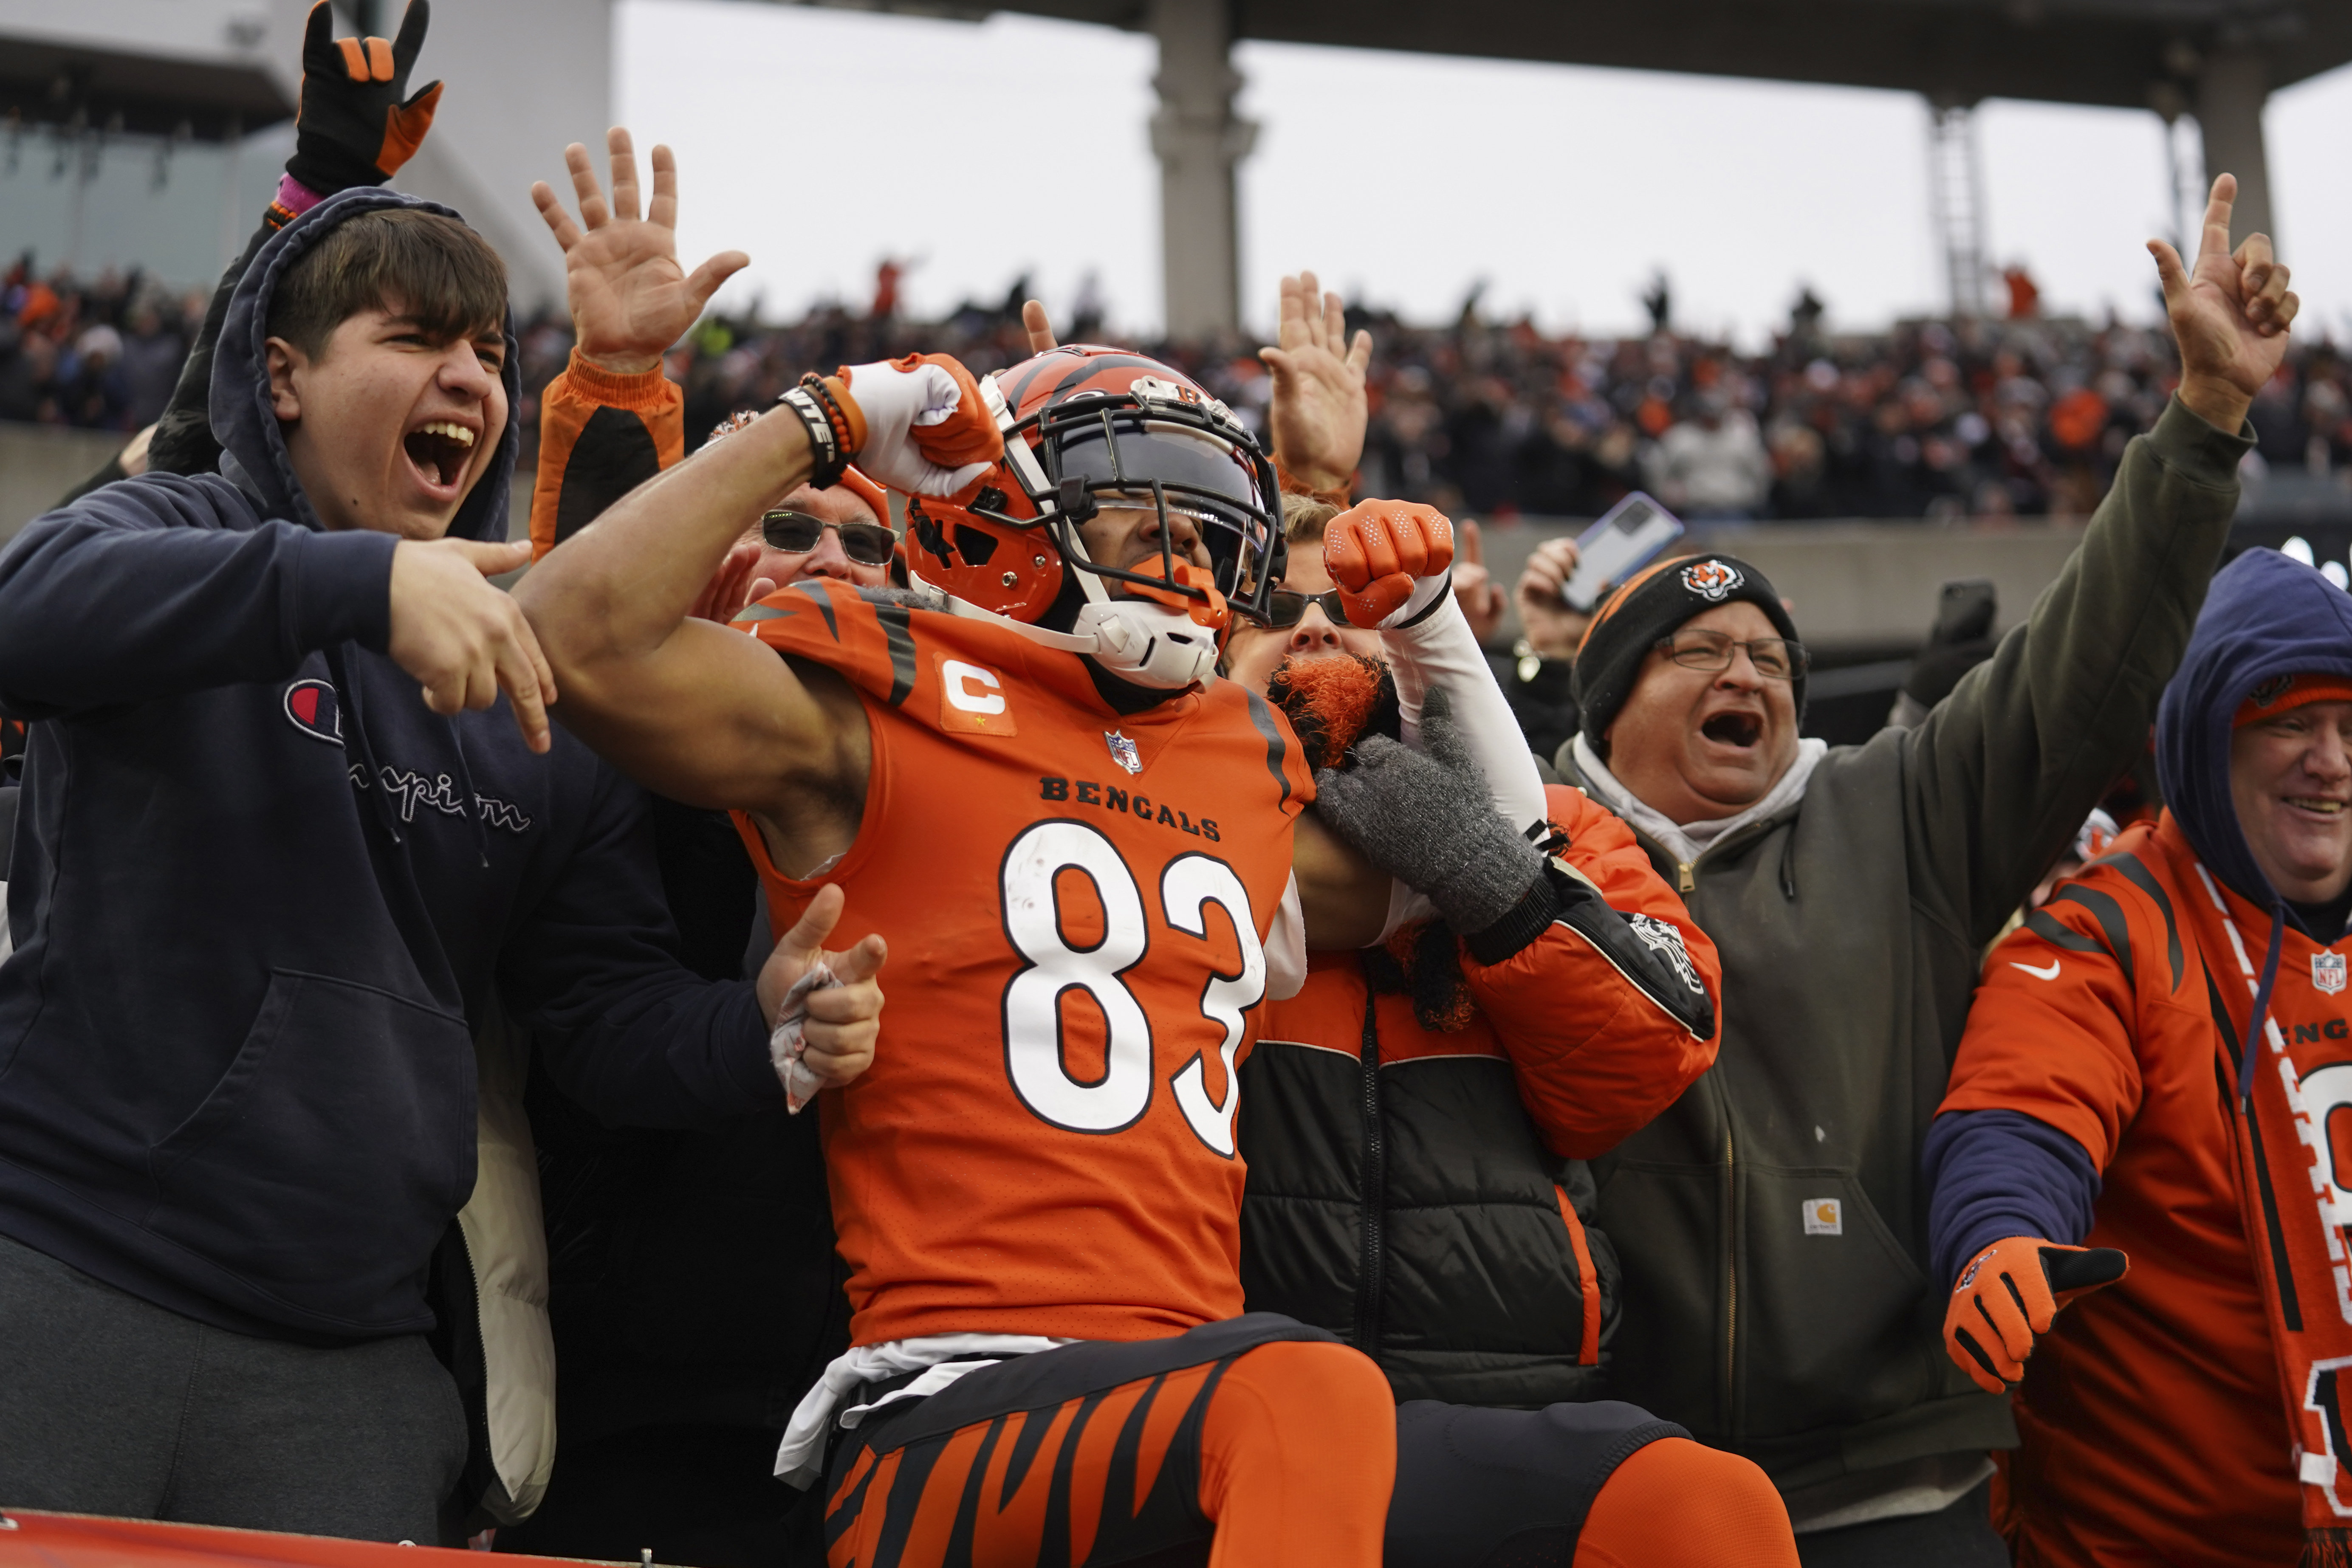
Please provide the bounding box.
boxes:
[209,186,521,547]
[2157,546,2352,932]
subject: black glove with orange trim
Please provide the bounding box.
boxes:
[285,0,444,194]
[1944,1236,2129,1394]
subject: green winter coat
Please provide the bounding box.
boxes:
[1554,397,2251,1502]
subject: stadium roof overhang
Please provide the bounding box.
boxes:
[771,0,2352,111]
[0,37,293,143]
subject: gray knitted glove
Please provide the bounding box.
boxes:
[1311,687,1545,936]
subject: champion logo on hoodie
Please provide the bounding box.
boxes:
[283,678,343,745]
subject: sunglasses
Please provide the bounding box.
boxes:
[1653,629,1808,680]
[1262,589,1357,629]
[760,510,897,567]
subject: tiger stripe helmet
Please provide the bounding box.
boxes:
[903,344,1283,629]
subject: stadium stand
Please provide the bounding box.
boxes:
[11,254,2345,524]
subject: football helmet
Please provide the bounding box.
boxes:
[902,345,1283,688]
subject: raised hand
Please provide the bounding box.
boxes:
[1514,536,1590,660]
[1451,518,1507,646]
[532,128,748,376]
[1325,499,1454,629]
[286,0,443,193]
[1022,300,1059,354]
[1259,271,1373,493]
[2149,173,2298,433]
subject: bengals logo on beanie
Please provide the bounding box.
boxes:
[1680,560,1745,602]
[1570,552,1804,759]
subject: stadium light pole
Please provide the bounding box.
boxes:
[1149,0,1256,338]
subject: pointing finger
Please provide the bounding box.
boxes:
[456,539,532,578]
[390,0,430,73]
[1022,299,1059,353]
[1458,516,1484,565]
[2197,172,2237,266]
[826,931,888,987]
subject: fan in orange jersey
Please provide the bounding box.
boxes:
[515,132,1472,1568]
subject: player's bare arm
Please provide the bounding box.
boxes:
[517,130,993,869]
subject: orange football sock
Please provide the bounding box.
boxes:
[1197,1340,1395,1568]
[1575,1437,1799,1568]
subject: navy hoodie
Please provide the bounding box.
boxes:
[1925,547,2352,1283]
[0,190,781,1344]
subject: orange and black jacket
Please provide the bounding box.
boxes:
[1240,783,1722,1406]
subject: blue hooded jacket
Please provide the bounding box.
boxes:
[0,189,781,1344]
[1926,547,2352,1284]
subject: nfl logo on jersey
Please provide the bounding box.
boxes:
[2317,952,2347,996]
[1104,730,1143,776]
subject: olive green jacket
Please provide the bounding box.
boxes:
[1555,397,2250,1495]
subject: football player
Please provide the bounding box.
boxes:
[518,133,1427,1566]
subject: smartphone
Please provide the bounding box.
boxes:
[1931,579,1998,646]
[1560,492,1685,613]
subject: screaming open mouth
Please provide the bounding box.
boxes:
[404,420,477,489]
[1701,711,1762,748]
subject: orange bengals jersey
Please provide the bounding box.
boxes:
[731,581,1316,1348]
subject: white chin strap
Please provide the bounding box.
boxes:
[906,567,1219,691]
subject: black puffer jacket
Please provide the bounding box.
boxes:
[1240,785,1721,1407]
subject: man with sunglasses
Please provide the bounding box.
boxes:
[1550,176,2296,1565]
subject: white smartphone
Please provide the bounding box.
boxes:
[1559,492,1685,613]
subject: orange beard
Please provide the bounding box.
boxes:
[1266,652,1397,771]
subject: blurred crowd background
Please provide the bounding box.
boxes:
[13,253,2350,524]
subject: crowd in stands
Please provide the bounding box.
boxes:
[15,251,2346,524]
[0,259,209,431]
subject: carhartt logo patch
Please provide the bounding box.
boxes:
[2318,952,2347,996]
[1802,1199,1843,1236]
[1104,730,1142,775]
[936,655,1016,736]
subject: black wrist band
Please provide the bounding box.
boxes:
[777,386,847,489]
[1397,569,1455,629]
[1464,866,1562,967]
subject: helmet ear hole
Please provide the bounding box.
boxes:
[953,524,999,565]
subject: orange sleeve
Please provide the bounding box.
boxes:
[1461,784,1723,1160]
[1940,869,2152,1170]
[529,350,686,560]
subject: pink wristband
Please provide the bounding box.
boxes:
[273,173,325,218]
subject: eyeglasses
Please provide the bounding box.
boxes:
[1262,589,1356,629]
[760,510,897,567]
[1654,629,1807,680]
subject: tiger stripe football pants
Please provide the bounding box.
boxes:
[823,1339,1392,1568]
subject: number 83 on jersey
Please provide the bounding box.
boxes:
[998,819,1267,1155]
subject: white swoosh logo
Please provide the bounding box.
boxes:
[2011,959,2061,981]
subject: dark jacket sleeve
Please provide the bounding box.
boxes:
[505,759,783,1128]
[1923,1109,2103,1288]
[1906,397,2250,942]
[0,479,396,719]
[147,214,280,479]
[529,352,682,560]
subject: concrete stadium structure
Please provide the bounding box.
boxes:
[3,0,2344,326]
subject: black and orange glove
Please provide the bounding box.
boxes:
[1944,1236,2128,1394]
[285,0,444,194]
[1324,499,1454,629]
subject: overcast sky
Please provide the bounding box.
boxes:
[616,0,2352,347]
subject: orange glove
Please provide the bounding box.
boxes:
[1944,1236,2127,1394]
[1324,500,1454,629]
[286,0,443,192]
[827,354,1002,496]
